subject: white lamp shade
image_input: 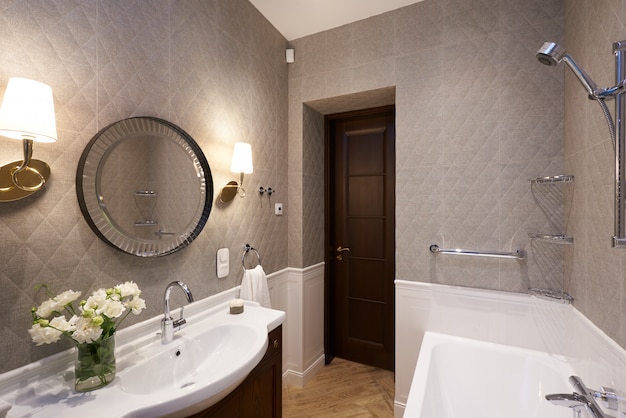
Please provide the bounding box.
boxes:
[0,77,57,143]
[230,142,253,173]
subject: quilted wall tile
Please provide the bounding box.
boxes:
[0,0,288,373]
[564,0,626,349]
[4,0,625,373]
[288,0,567,305]
[288,0,625,350]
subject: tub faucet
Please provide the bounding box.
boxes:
[545,376,617,418]
[161,281,194,344]
[545,393,598,417]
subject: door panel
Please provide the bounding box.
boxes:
[347,132,385,173]
[348,176,384,216]
[348,218,384,257]
[326,106,395,371]
[348,299,384,342]
[348,260,385,300]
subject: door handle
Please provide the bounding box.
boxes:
[336,246,350,261]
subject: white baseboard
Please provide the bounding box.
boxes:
[282,354,325,388]
[394,401,406,417]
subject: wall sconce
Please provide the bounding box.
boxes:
[220,142,253,202]
[0,77,57,202]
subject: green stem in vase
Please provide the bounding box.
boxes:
[75,335,116,392]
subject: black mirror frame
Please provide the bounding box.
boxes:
[76,117,213,257]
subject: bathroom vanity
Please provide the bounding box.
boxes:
[191,325,282,417]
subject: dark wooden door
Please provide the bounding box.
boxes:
[326,106,395,371]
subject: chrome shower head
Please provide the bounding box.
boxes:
[536,41,599,97]
[536,42,566,66]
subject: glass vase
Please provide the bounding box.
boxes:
[74,334,116,392]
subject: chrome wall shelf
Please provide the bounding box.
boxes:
[529,288,573,304]
[528,233,574,244]
[528,175,574,184]
[529,174,574,244]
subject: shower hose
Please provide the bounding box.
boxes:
[596,99,616,149]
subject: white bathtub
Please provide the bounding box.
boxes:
[395,281,626,417]
[404,332,578,418]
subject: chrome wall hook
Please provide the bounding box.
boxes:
[259,187,274,196]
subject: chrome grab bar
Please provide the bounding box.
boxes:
[429,244,526,260]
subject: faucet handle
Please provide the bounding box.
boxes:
[596,387,619,411]
[172,306,187,330]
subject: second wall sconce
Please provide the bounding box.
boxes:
[220,142,253,203]
[0,77,57,202]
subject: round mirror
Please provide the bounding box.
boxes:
[76,117,213,257]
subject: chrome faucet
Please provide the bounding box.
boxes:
[546,376,618,418]
[546,393,598,417]
[161,281,194,344]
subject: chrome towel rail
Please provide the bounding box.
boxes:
[429,244,526,260]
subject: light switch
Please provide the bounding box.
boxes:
[217,248,229,278]
[275,203,283,215]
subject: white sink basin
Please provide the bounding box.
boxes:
[117,307,272,418]
[119,323,264,396]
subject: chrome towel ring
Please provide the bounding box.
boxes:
[242,244,261,269]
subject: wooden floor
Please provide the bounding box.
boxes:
[282,358,395,417]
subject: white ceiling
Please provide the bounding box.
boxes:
[249,0,424,41]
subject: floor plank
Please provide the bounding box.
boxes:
[282,358,395,417]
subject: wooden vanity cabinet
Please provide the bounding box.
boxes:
[188,325,282,418]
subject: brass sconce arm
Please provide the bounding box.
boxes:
[11,138,46,191]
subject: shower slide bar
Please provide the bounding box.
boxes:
[614,40,626,247]
[429,244,526,260]
[537,40,626,247]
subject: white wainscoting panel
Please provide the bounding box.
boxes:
[268,263,325,388]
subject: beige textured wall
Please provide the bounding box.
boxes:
[0,0,288,373]
[5,0,624,376]
[288,0,626,350]
[290,0,565,288]
[564,0,626,348]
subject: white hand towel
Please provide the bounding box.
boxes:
[240,265,271,308]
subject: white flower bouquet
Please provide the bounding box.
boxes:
[29,281,146,345]
[29,281,147,391]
